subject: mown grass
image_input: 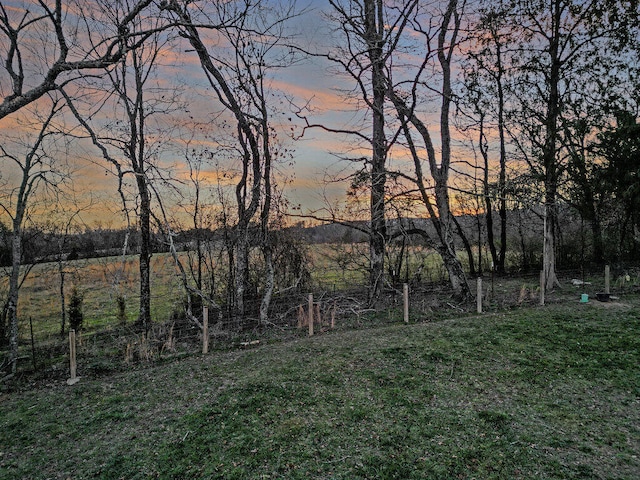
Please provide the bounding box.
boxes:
[1,299,639,479]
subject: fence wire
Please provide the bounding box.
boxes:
[7,264,640,383]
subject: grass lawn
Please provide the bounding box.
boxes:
[1,300,639,479]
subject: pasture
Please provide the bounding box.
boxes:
[3,243,454,362]
[2,246,637,377]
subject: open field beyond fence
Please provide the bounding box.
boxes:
[2,247,640,380]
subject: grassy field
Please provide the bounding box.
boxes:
[1,299,638,479]
[6,243,631,345]
[7,254,185,340]
[8,245,384,343]
[3,244,462,352]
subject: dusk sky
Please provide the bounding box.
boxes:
[0,0,483,228]
[0,1,350,226]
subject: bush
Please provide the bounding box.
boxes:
[68,287,84,332]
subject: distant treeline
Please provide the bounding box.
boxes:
[1,202,636,271]
[0,224,158,266]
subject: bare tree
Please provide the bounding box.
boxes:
[63,19,181,331]
[349,0,390,301]
[165,0,300,322]
[297,0,419,302]
[384,0,471,298]
[0,97,67,376]
[0,0,166,120]
[149,131,227,329]
[296,1,472,298]
[180,144,217,299]
[462,6,511,274]
[498,0,637,290]
[0,0,174,348]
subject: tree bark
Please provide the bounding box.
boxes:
[478,114,497,273]
[494,25,508,275]
[6,223,22,375]
[136,176,152,330]
[541,0,563,293]
[454,213,476,277]
[58,266,66,337]
[365,0,387,303]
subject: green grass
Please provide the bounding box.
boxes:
[4,254,185,342]
[1,300,639,479]
[8,244,634,347]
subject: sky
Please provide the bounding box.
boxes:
[0,0,475,229]
[165,0,370,218]
[0,1,329,226]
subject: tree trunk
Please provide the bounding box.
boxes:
[235,224,250,317]
[259,243,274,325]
[485,196,497,273]
[434,180,471,298]
[591,215,604,263]
[6,225,22,375]
[59,267,66,337]
[543,195,560,291]
[498,191,507,273]
[479,115,498,273]
[495,32,508,275]
[440,244,469,296]
[137,177,152,331]
[365,0,387,303]
[453,214,476,277]
[433,0,470,299]
[541,0,562,292]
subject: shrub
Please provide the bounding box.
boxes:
[68,287,84,332]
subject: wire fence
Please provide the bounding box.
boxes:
[7,262,640,385]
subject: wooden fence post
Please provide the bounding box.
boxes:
[67,329,79,385]
[476,277,483,314]
[308,293,314,337]
[604,265,610,295]
[331,301,336,329]
[29,316,37,371]
[202,305,209,354]
[403,284,409,323]
[540,270,545,306]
